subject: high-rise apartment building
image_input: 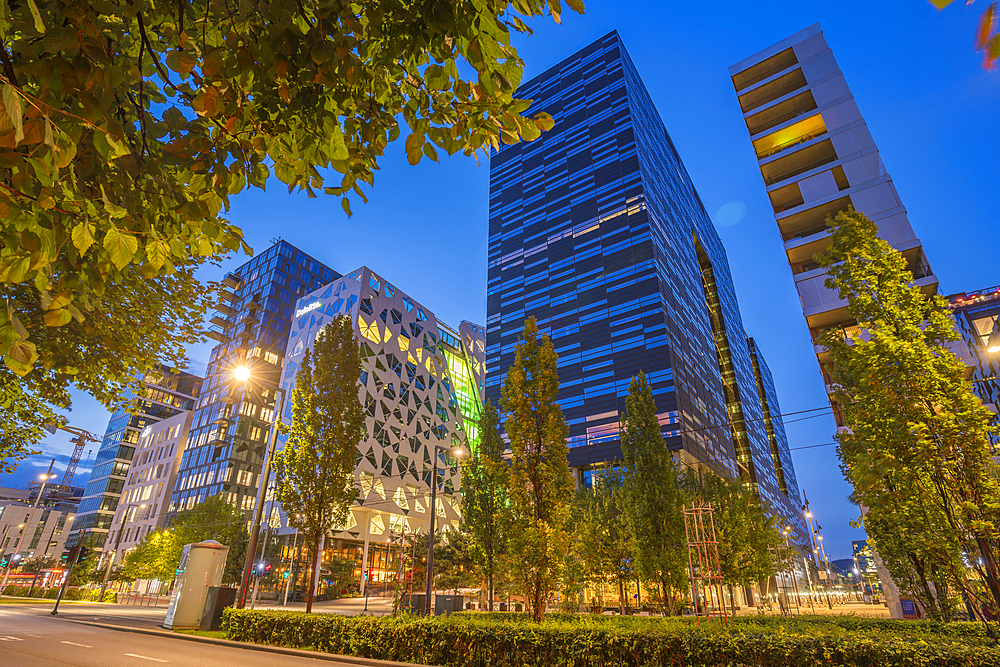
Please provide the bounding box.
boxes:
[168,241,336,518]
[729,24,938,422]
[70,366,202,550]
[946,286,1000,416]
[487,32,805,538]
[279,267,485,593]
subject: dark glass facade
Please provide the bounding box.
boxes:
[486,32,805,536]
[70,366,202,549]
[168,241,337,518]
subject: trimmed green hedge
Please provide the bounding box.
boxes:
[222,608,999,667]
[1,585,113,602]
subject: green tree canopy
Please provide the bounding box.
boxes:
[501,316,572,622]
[119,495,250,585]
[0,0,580,470]
[578,467,633,615]
[818,208,1000,622]
[273,315,363,612]
[683,471,784,591]
[460,399,509,610]
[620,371,688,614]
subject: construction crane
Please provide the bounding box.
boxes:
[43,423,102,489]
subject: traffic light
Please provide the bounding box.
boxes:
[77,546,91,563]
[60,546,78,566]
[0,554,8,568]
[264,563,272,574]
[282,571,290,580]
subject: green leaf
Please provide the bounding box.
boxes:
[103,227,138,270]
[341,197,352,217]
[25,0,45,33]
[0,255,30,283]
[329,125,348,161]
[165,50,198,78]
[565,0,585,13]
[3,84,24,145]
[928,0,956,9]
[71,221,96,253]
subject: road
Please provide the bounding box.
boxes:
[0,604,365,666]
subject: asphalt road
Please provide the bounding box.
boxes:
[0,604,362,666]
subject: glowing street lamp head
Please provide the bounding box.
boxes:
[234,366,251,382]
[989,344,1000,354]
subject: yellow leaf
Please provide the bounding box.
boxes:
[975,3,996,50]
[928,0,956,8]
[2,84,23,145]
[26,0,45,33]
[44,308,72,327]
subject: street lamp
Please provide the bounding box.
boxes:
[424,444,464,616]
[233,365,287,609]
[1,463,57,591]
[99,503,147,601]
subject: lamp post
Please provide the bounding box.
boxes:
[282,514,301,606]
[234,365,287,609]
[424,444,464,616]
[1,463,57,591]
[99,503,147,601]
[781,525,801,615]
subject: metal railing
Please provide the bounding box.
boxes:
[118,592,167,607]
[759,131,826,160]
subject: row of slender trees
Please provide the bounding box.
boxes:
[818,210,1000,625]
[117,210,1000,626]
[463,319,790,621]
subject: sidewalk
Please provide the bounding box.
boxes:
[733,601,892,618]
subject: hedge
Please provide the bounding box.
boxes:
[2,585,116,602]
[222,608,1000,667]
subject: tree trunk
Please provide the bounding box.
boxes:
[306,533,320,614]
[533,571,543,622]
[488,569,494,612]
[618,577,626,616]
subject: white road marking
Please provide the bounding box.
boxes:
[0,636,23,641]
[124,654,168,663]
[61,641,93,648]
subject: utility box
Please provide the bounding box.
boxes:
[401,593,427,615]
[200,586,238,631]
[164,540,229,630]
[435,594,464,616]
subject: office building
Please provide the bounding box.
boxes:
[729,24,938,423]
[947,286,1000,416]
[486,32,806,539]
[69,366,202,551]
[279,267,485,592]
[168,240,337,518]
[104,410,195,561]
[0,488,79,562]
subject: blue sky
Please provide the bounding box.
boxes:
[5,0,996,561]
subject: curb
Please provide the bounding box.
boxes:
[64,619,431,667]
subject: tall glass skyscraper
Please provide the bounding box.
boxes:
[487,31,804,534]
[168,241,337,518]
